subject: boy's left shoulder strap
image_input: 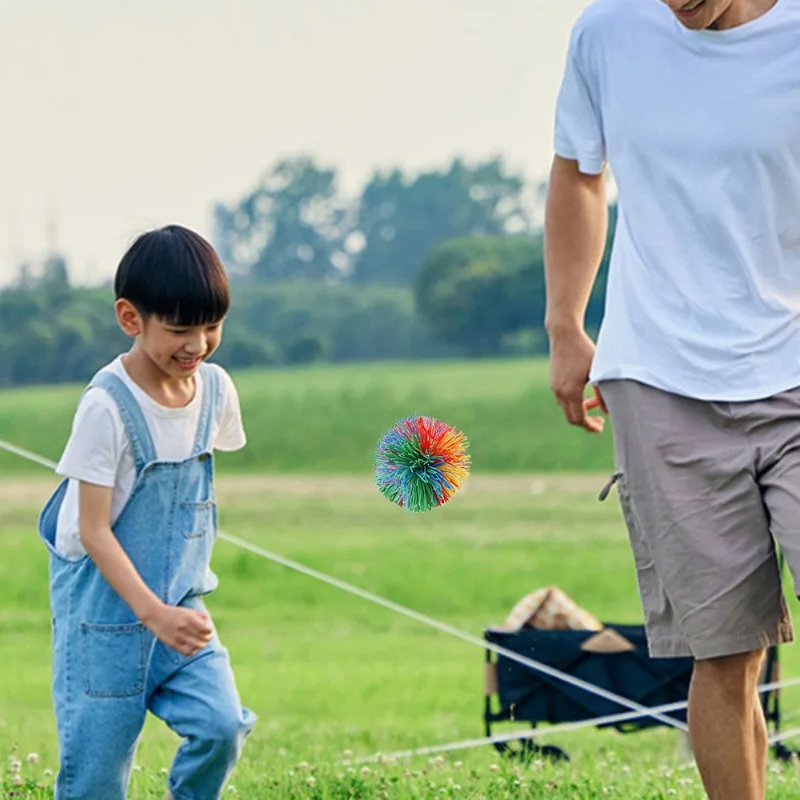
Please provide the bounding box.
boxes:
[192,362,221,456]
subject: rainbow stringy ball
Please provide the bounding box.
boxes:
[375,416,470,512]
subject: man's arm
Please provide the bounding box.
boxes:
[544,155,608,432]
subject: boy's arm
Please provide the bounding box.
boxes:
[79,481,214,656]
[212,365,247,451]
[78,481,163,622]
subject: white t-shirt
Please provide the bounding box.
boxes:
[555,0,800,400]
[54,356,246,560]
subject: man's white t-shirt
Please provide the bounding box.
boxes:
[54,356,246,560]
[554,0,800,400]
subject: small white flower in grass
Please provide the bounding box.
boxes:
[621,765,630,775]
[297,761,310,771]
[26,753,39,764]
[44,768,53,778]
[452,784,461,792]
[227,786,238,795]
[342,749,353,760]
[489,763,499,773]
[667,791,677,797]
[9,758,21,774]
[12,774,24,787]
[132,765,142,773]
[306,776,316,787]
[360,766,370,777]
[160,768,168,775]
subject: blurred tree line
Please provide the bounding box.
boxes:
[0,155,615,388]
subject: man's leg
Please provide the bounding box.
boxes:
[754,690,769,799]
[598,380,791,799]
[688,650,766,800]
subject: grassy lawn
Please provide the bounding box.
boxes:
[2,474,800,798]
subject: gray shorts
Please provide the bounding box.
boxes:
[598,379,797,660]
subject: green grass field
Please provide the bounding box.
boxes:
[0,359,613,476]
[3,360,800,798]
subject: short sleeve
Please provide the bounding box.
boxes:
[554,24,606,175]
[212,366,247,452]
[56,388,126,487]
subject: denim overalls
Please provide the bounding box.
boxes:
[38,365,256,800]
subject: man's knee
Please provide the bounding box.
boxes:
[693,649,766,696]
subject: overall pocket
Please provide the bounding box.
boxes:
[80,622,147,698]
[180,500,217,540]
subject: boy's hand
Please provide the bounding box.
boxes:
[142,603,214,656]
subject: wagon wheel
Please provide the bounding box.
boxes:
[492,725,570,763]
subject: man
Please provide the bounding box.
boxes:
[544,0,800,797]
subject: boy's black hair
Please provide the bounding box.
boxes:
[114,225,230,326]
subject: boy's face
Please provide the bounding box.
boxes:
[116,300,223,379]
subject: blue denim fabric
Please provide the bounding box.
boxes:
[39,365,256,799]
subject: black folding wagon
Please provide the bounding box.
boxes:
[482,623,795,762]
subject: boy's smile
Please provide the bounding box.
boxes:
[115,298,224,400]
[154,318,223,377]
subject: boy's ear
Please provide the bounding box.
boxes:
[115,299,146,337]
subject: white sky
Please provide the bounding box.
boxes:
[0,0,591,286]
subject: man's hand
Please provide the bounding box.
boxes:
[543,155,608,433]
[548,328,607,433]
[141,603,214,657]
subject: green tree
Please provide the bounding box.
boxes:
[415,236,544,356]
[350,157,531,285]
[213,156,349,282]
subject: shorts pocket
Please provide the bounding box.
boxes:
[81,622,146,698]
[615,474,658,601]
[180,500,217,540]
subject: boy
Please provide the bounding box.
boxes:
[38,225,256,800]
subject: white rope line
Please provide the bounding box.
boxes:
[344,677,800,765]
[5,436,797,747]
[0,438,61,470]
[769,726,800,746]
[9,436,800,764]
[219,532,689,732]
[3,436,691,732]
